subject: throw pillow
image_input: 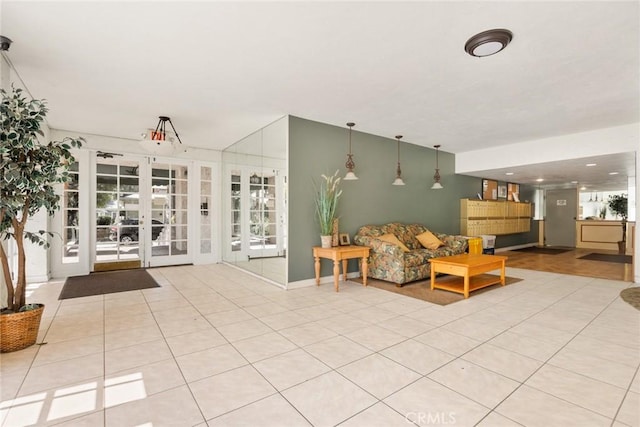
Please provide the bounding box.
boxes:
[416,230,444,250]
[378,234,410,252]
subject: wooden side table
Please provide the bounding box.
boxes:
[312,245,370,292]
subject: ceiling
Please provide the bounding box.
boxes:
[2,1,638,191]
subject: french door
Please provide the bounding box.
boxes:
[147,160,190,267]
[93,156,191,270]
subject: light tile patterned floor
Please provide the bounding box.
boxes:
[1,264,639,426]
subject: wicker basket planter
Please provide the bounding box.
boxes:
[0,304,45,353]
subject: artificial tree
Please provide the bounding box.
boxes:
[1,86,83,312]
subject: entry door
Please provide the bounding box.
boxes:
[146,160,191,267]
[545,189,578,247]
[94,157,144,270]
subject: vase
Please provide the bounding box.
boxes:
[320,235,332,248]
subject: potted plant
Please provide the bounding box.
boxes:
[0,86,83,352]
[607,194,628,254]
[314,171,342,248]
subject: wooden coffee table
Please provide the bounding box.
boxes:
[428,253,507,298]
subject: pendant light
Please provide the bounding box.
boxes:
[344,122,358,180]
[139,116,186,155]
[431,145,443,189]
[392,135,405,186]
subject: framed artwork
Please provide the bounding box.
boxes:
[498,183,508,199]
[482,179,498,200]
[507,183,520,201]
[339,233,351,246]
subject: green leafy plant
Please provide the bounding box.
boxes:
[1,86,83,312]
[314,171,342,235]
[607,194,628,220]
[607,194,628,245]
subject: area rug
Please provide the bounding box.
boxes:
[620,287,640,311]
[352,275,523,306]
[578,253,632,264]
[59,269,160,300]
[513,246,571,255]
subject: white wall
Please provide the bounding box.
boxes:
[456,123,638,172]
[50,130,223,163]
[456,123,640,283]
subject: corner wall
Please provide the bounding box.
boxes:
[288,116,538,283]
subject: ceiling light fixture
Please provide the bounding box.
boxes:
[139,116,186,156]
[586,163,597,167]
[465,29,513,57]
[431,145,443,190]
[505,172,514,176]
[536,178,544,182]
[609,172,619,175]
[392,135,405,186]
[344,122,358,180]
[0,35,12,51]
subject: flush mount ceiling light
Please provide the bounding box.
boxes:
[344,122,358,180]
[139,116,186,156]
[0,35,12,51]
[465,29,513,57]
[392,135,405,186]
[431,145,443,190]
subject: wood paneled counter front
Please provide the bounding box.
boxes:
[313,245,370,292]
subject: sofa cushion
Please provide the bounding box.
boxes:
[416,230,444,250]
[378,234,410,252]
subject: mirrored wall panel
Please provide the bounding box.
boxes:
[222,116,288,285]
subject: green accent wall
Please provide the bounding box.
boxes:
[288,116,538,283]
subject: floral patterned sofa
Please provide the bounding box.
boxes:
[353,222,468,286]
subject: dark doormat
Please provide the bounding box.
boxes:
[578,253,632,264]
[513,246,572,255]
[59,269,160,300]
[620,287,640,310]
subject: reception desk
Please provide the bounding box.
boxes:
[576,220,635,253]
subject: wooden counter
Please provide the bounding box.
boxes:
[576,220,635,253]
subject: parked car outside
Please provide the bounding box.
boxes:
[109,218,164,243]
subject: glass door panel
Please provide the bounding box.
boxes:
[148,162,189,264]
[94,159,141,265]
[199,166,214,256]
[62,162,80,264]
[230,171,242,253]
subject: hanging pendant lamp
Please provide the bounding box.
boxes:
[392,135,405,186]
[344,122,358,180]
[139,116,186,155]
[431,145,443,190]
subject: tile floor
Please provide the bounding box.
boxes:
[1,264,639,427]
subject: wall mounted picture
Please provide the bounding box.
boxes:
[507,183,520,201]
[498,183,508,199]
[482,179,498,200]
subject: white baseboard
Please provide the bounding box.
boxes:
[495,243,537,253]
[27,274,51,284]
[221,262,286,290]
[287,271,360,290]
